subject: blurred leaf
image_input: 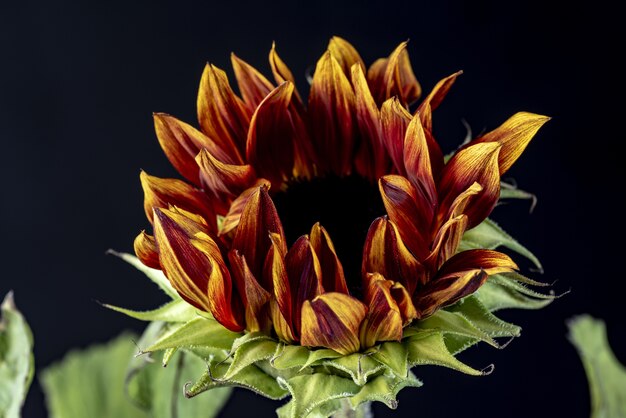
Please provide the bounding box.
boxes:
[568,315,626,418]
[0,292,34,418]
[103,299,197,323]
[499,181,537,212]
[41,334,147,418]
[108,251,178,299]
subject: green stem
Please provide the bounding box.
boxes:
[331,399,373,418]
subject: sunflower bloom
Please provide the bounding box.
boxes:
[133,36,548,357]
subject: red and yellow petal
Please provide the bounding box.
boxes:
[301,292,367,355]
[359,273,403,348]
[415,269,488,318]
[328,36,365,77]
[310,223,348,294]
[197,64,251,161]
[403,114,437,216]
[437,249,518,278]
[246,82,296,188]
[269,42,302,103]
[228,250,271,333]
[417,71,463,132]
[139,171,216,230]
[390,281,418,325]
[264,232,293,333]
[362,217,424,295]
[471,112,550,175]
[438,142,502,229]
[133,231,160,269]
[218,179,271,238]
[380,97,412,176]
[368,42,421,106]
[308,51,356,175]
[231,53,275,111]
[153,207,244,331]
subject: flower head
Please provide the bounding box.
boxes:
[134,37,548,356]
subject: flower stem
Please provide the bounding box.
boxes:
[331,399,373,418]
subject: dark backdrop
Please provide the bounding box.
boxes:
[2,1,624,417]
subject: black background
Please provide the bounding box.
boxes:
[2,1,625,417]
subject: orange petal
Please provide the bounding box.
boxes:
[380,97,411,175]
[328,36,365,77]
[427,214,468,270]
[438,142,501,229]
[390,281,418,325]
[286,235,323,336]
[471,112,550,175]
[133,231,160,269]
[379,175,431,260]
[310,223,348,294]
[308,51,356,175]
[362,217,424,295]
[228,250,271,333]
[269,42,302,103]
[153,113,233,184]
[417,71,463,132]
[351,64,389,180]
[196,148,256,208]
[218,179,271,237]
[232,185,286,283]
[270,299,297,343]
[197,64,250,161]
[403,115,437,215]
[415,269,488,318]
[301,292,367,354]
[384,41,421,106]
[437,249,518,278]
[366,57,389,106]
[264,232,293,331]
[246,82,296,188]
[231,53,275,111]
[359,273,403,348]
[153,208,244,331]
[139,171,216,230]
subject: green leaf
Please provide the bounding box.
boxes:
[412,308,500,348]
[143,317,241,353]
[460,218,543,271]
[499,181,537,212]
[476,280,554,312]
[322,352,386,385]
[224,338,278,379]
[0,292,34,418]
[270,344,311,370]
[406,332,486,376]
[448,295,521,338]
[41,333,148,418]
[348,371,422,410]
[568,315,626,418]
[370,342,408,378]
[108,250,178,299]
[103,299,198,322]
[277,373,360,418]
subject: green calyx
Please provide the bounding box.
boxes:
[108,215,557,418]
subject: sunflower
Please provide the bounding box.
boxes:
[133,37,548,357]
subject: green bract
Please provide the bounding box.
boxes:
[109,215,556,418]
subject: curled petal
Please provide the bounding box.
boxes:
[403,115,437,216]
[270,299,297,343]
[362,217,424,295]
[380,98,411,175]
[359,273,403,348]
[232,185,286,283]
[390,282,418,325]
[328,36,365,76]
[417,71,463,132]
[471,112,551,175]
[310,223,348,294]
[153,113,232,184]
[427,214,468,270]
[384,41,421,106]
[286,236,323,336]
[437,249,518,278]
[308,51,356,175]
[269,42,302,102]
[134,231,160,269]
[438,142,501,228]
[231,53,274,111]
[415,269,488,318]
[379,175,431,260]
[351,63,389,180]
[228,250,271,333]
[246,82,296,188]
[264,232,293,331]
[218,179,271,237]
[153,208,244,331]
[196,148,256,207]
[301,292,367,355]
[140,171,215,230]
[197,64,250,161]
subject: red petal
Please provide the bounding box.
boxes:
[218,179,271,238]
[134,231,160,269]
[310,223,348,294]
[301,292,367,354]
[269,42,302,103]
[328,36,365,77]
[228,250,271,333]
[264,232,293,335]
[380,98,411,176]
[359,273,403,348]
[417,71,463,132]
[403,115,437,218]
[231,53,275,111]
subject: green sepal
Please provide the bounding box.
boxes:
[321,352,386,385]
[224,337,279,379]
[0,292,34,418]
[103,299,198,322]
[460,218,543,271]
[411,308,500,348]
[476,279,554,312]
[406,332,485,376]
[143,317,241,353]
[348,371,422,410]
[499,181,537,212]
[370,342,408,378]
[448,295,521,338]
[108,251,178,299]
[185,360,289,400]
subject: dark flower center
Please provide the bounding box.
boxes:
[273,175,385,294]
